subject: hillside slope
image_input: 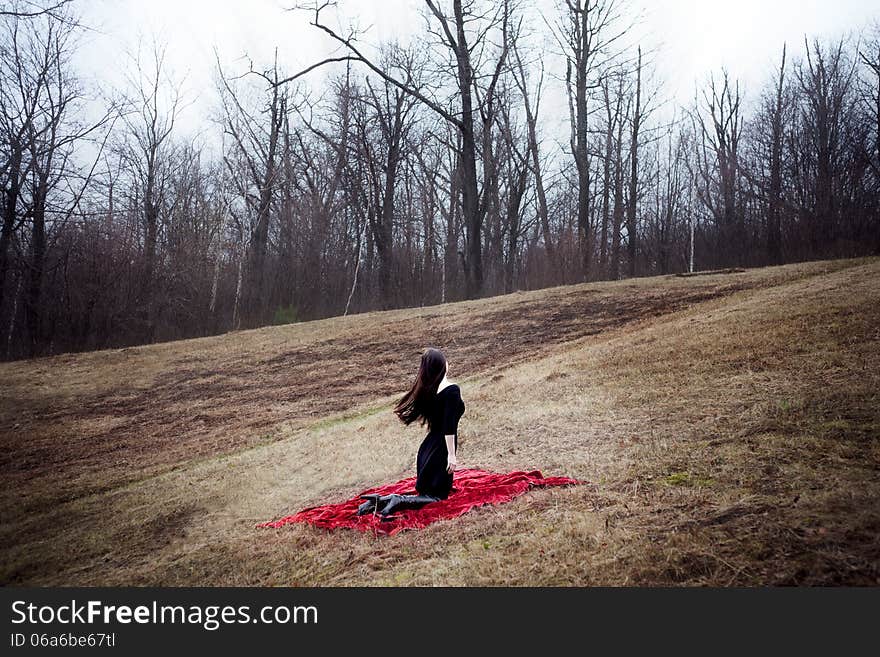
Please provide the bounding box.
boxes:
[1,257,878,585]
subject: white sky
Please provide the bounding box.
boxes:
[72,0,878,144]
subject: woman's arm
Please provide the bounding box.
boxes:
[442,386,462,474]
[445,434,457,473]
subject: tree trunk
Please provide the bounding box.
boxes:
[767,45,786,265]
[377,133,399,309]
[611,96,626,280]
[626,46,642,278]
[573,56,591,281]
[453,0,483,299]
[515,50,553,263]
[248,89,283,325]
[142,187,158,341]
[26,189,47,357]
[5,272,23,359]
[0,148,23,313]
[601,124,612,277]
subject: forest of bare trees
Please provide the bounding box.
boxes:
[1,0,878,360]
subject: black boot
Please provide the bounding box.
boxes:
[377,494,404,517]
[378,494,439,518]
[356,494,383,516]
[357,493,394,516]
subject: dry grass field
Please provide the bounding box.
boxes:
[1,257,878,585]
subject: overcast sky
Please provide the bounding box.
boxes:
[72,0,878,146]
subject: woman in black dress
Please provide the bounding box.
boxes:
[357,347,466,518]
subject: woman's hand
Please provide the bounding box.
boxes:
[446,452,457,474]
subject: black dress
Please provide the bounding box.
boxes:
[416,383,465,499]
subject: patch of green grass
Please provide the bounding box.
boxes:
[272,305,299,325]
[309,404,388,432]
[396,572,411,585]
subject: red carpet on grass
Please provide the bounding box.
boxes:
[257,468,584,536]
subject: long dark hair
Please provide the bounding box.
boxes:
[393,347,447,426]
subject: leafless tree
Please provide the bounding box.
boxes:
[512,38,553,270]
[0,0,72,20]
[3,2,879,361]
[600,67,628,279]
[496,85,532,292]
[552,0,626,280]
[625,45,642,276]
[795,37,858,256]
[305,0,513,299]
[115,40,184,341]
[216,51,291,326]
[359,47,420,307]
[1,7,111,355]
[859,29,880,180]
[760,44,790,264]
[857,26,880,253]
[690,70,743,267]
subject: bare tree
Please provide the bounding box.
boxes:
[512,39,553,267]
[360,47,420,308]
[306,0,513,299]
[115,40,183,341]
[857,26,880,253]
[553,0,625,280]
[600,67,628,279]
[860,30,880,180]
[764,44,789,264]
[653,124,687,274]
[216,51,291,326]
[690,70,743,267]
[2,7,111,355]
[796,37,857,256]
[0,0,72,20]
[497,86,532,292]
[625,44,641,276]
[2,1,878,361]
[0,14,43,312]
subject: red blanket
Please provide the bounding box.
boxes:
[257,468,583,536]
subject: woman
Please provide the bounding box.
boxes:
[357,347,466,518]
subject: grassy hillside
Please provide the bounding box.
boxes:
[1,257,878,585]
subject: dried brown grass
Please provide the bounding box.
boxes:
[1,257,877,585]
